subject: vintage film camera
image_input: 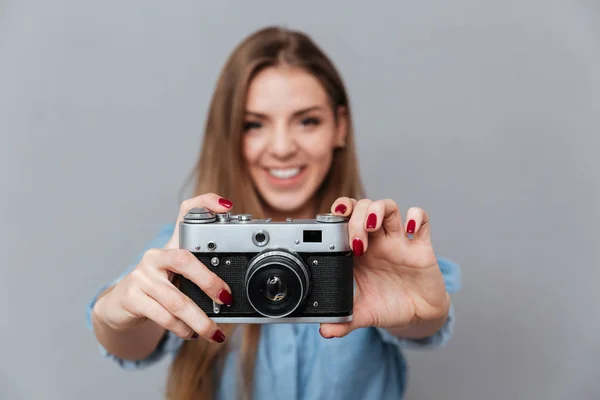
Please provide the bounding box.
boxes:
[177,207,354,323]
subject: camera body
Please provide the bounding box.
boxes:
[177,207,354,324]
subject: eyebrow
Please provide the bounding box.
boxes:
[244,106,325,119]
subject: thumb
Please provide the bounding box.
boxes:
[319,321,356,339]
[318,298,372,338]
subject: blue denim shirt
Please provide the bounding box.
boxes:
[86,224,461,400]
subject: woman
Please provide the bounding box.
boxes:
[87,26,461,400]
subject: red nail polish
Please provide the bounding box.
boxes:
[366,213,377,229]
[407,220,416,234]
[218,197,233,208]
[218,289,233,306]
[212,330,226,343]
[352,237,364,256]
[334,204,347,214]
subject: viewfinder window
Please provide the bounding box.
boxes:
[303,230,322,243]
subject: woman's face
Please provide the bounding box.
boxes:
[242,65,347,215]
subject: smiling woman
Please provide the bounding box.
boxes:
[86,25,461,400]
[242,66,348,218]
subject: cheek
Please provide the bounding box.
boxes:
[242,136,264,164]
[298,133,336,164]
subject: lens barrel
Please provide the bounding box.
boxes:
[245,251,310,318]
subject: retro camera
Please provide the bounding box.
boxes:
[177,208,354,323]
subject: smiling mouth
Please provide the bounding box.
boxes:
[266,167,304,179]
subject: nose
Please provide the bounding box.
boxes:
[268,125,297,158]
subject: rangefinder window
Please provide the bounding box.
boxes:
[303,230,322,243]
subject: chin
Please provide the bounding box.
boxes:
[261,192,313,214]
[253,189,311,218]
[249,167,322,215]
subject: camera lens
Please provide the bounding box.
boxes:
[245,251,310,318]
[261,275,287,302]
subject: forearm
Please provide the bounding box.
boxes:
[91,288,166,361]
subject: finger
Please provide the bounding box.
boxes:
[366,199,405,238]
[165,193,234,249]
[319,321,354,339]
[122,287,197,340]
[142,248,233,307]
[331,197,358,216]
[405,207,431,244]
[318,298,372,338]
[319,317,361,338]
[347,199,372,256]
[137,272,226,344]
[364,200,384,233]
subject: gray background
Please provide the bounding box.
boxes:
[1,0,598,399]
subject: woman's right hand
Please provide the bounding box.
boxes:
[92,193,235,344]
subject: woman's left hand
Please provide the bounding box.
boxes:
[318,197,450,339]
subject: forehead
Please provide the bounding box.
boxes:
[245,66,329,113]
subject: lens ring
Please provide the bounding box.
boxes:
[252,229,270,247]
[248,265,300,315]
[247,264,303,318]
[245,251,310,318]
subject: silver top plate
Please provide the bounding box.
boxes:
[180,218,350,253]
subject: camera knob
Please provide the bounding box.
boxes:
[216,213,231,222]
[238,214,252,221]
[316,213,347,223]
[183,207,216,223]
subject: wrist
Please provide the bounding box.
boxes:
[92,289,127,333]
[91,294,113,331]
[386,293,451,339]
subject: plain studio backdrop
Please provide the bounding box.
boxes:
[1,1,599,399]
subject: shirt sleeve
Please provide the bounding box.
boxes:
[376,255,462,350]
[85,223,184,370]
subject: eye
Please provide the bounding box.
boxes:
[244,121,262,131]
[300,117,320,127]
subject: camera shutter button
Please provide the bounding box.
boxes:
[217,213,231,222]
[238,214,252,221]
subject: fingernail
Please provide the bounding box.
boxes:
[218,289,233,306]
[366,213,377,229]
[218,197,233,208]
[334,204,347,214]
[212,330,226,343]
[407,219,416,234]
[352,237,364,256]
[191,332,199,339]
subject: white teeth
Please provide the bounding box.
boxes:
[268,168,301,179]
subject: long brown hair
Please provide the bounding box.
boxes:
[166,26,365,400]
